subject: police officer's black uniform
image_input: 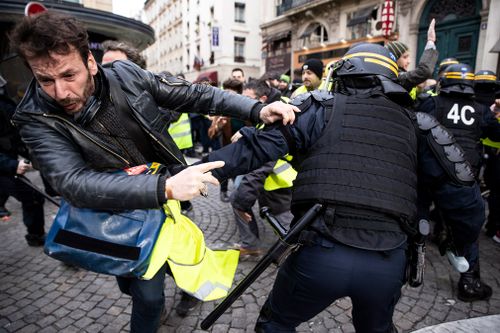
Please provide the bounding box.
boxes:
[473,70,500,238]
[205,44,484,333]
[418,64,500,302]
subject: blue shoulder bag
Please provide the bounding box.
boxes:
[44,197,165,277]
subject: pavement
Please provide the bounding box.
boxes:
[1,171,500,333]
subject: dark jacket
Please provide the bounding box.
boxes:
[230,161,292,216]
[0,95,28,175]
[12,60,262,210]
[398,47,439,92]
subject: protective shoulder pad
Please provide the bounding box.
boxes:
[415,112,475,185]
[290,92,312,111]
[416,112,439,131]
[311,90,334,108]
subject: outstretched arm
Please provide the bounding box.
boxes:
[399,19,438,91]
[203,95,328,181]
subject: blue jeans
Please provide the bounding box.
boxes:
[116,263,169,333]
[256,240,406,333]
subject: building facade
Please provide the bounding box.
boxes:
[82,0,112,12]
[143,0,265,83]
[261,0,500,80]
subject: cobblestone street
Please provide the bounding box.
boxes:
[1,172,499,333]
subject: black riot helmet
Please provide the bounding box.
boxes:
[437,58,459,77]
[474,70,500,104]
[333,42,411,105]
[474,70,498,86]
[439,63,475,95]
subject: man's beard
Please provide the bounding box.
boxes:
[59,71,95,113]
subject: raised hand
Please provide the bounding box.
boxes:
[427,18,436,43]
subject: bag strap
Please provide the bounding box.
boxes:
[106,72,157,162]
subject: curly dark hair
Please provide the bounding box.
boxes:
[9,11,90,65]
[102,40,147,69]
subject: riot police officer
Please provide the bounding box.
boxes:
[205,43,485,332]
[418,64,500,302]
[473,70,500,239]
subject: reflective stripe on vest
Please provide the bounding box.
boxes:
[168,114,193,150]
[142,201,239,301]
[264,158,297,191]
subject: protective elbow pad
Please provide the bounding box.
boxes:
[416,112,475,186]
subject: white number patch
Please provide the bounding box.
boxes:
[447,103,475,125]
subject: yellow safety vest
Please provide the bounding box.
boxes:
[426,89,438,97]
[142,200,239,301]
[482,117,500,149]
[281,96,290,103]
[256,119,297,191]
[264,158,297,191]
[168,114,193,150]
[482,138,500,149]
[410,87,417,100]
[291,85,309,98]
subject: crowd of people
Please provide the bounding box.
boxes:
[1,10,499,333]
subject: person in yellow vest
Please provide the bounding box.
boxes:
[386,19,439,101]
[168,113,193,151]
[290,58,324,99]
[474,70,500,240]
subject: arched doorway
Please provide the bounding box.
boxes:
[417,0,481,72]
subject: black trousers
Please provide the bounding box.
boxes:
[256,238,406,333]
[0,176,45,235]
[484,149,500,233]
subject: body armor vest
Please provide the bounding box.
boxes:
[293,93,419,221]
[433,95,482,172]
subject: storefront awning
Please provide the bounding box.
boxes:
[195,71,218,85]
[347,6,378,27]
[265,31,291,43]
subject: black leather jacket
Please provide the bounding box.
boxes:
[12,60,262,210]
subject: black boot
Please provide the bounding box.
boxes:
[457,263,492,302]
[174,291,200,317]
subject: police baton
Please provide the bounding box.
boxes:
[15,174,61,207]
[200,203,323,330]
